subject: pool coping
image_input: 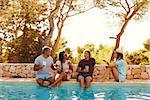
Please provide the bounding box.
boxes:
[0,77,150,85]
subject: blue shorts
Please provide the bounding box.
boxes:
[36,74,53,80]
[119,74,126,82]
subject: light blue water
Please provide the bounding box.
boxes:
[0,83,150,100]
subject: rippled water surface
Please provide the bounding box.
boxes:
[0,83,150,100]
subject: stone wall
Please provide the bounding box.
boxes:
[0,63,150,80]
[93,65,150,81]
[0,63,35,78]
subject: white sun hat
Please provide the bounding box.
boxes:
[42,46,52,51]
[115,48,123,54]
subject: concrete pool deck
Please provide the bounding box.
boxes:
[0,77,150,85]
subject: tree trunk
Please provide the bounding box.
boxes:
[110,18,130,61]
[113,1,145,50]
[38,15,54,49]
[41,0,63,47]
[52,23,63,56]
[110,15,136,61]
[44,15,54,46]
[22,25,28,39]
[114,19,130,50]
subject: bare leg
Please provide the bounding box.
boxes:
[111,67,119,81]
[36,78,47,87]
[85,76,92,89]
[56,81,61,88]
[47,77,54,85]
[48,73,66,88]
[78,76,85,89]
[56,73,67,88]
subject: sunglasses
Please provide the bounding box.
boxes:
[64,54,68,57]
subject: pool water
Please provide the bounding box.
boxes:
[0,83,150,100]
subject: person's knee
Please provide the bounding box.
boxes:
[106,67,112,72]
[36,78,44,85]
[78,76,84,82]
[60,72,66,77]
[48,77,54,83]
[86,77,92,82]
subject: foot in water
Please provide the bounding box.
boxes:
[48,84,54,88]
[56,83,61,88]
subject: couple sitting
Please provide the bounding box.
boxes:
[34,46,73,88]
[34,46,126,89]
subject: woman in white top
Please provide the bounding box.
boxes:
[48,51,73,88]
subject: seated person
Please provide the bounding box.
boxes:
[101,49,126,82]
[48,51,73,88]
[34,46,54,87]
[76,50,96,89]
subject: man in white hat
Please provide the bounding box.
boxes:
[34,46,54,87]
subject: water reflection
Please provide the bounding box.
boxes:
[104,89,126,100]
[47,85,127,100]
[1,83,150,100]
[48,85,95,100]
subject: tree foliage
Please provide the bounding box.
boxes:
[126,50,149,65]
[0,0,47,38]
[95,0,150,50]
[0,0,94,57]
[72,44,113,64]
[6,28,41,63]
[126,38,150,65]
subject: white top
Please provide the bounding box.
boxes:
[34,55,53,74]
[56,60,71,72]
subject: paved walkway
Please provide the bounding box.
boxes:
[0,77,150,85]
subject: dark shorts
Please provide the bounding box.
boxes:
[77,73,92,81]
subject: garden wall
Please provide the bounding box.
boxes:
[0,63,150,81]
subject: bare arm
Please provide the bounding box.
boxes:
[108,63,117,68]
[103,60,110,65]
[76,67,86,73]
[53,64,61,72]
[34,64,44,71]
[76,67,80,72]
[103,59,117,68]
[89,66,95,75]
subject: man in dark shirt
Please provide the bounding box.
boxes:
[76,50,95,89]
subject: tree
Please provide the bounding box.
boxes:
[52,37,68,62]
[96,44,113,64]
[0,0,47,38]
[0,38,3,62]
[125,50,149,65]
[6,28,41,63]
[0,0,94,57]
[41,0,94,55]
[126,39,150,65]
[95,0,150,50]
[73,44,113,64]
[0,0,48,62]
[65,47,73,59]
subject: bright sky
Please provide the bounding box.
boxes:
[56,8,150,52]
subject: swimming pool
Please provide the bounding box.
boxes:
[0,83,150,100]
